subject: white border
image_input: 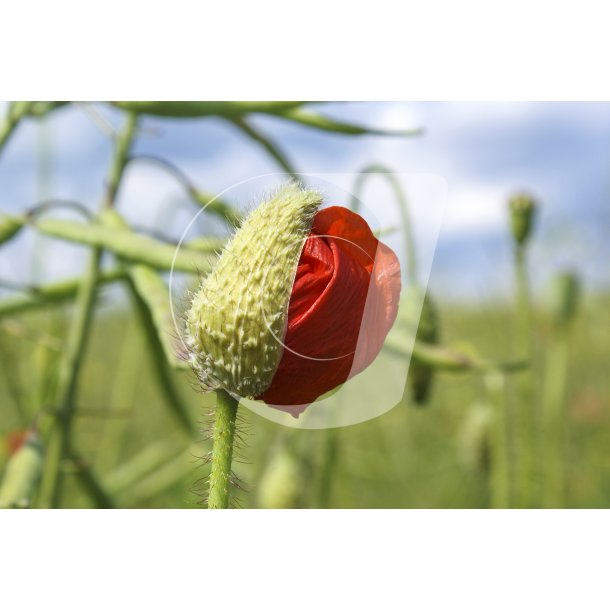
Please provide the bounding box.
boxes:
[1,510,607,609]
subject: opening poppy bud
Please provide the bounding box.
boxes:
[508,193,537,246]
[548,271,580,328]
[186,182,401,415]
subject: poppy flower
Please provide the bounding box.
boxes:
[259,205,401,414]
[186,183,401,417]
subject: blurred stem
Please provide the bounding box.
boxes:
[514,244,535,508]
[38,113,138,507]
[385,338,528,374]
[105,113,138,207]
[127,279,195,435]
[351,165,418,283]
[208,390,239,509]
[487,372,511,508]
[228,116,297,176]
[38,250,103,507]
[125,155,242,225]
[317,428,339,508]
[68,455,115,508]
[0,101,34,156]
[542,326,570,508]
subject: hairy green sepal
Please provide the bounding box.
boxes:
[186,183,322,399]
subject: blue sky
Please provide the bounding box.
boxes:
[1,102,608,304]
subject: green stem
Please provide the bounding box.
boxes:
[514,244,535,508]
[542,326,569,508]
[38,249,103,507]
[0,101,34,156]
[37,113,138,508]
[228,116,297,176]
[105,113,138,207]
[385,338,528,374]
[128,279,195,434]
[351,165,418,283]
[208,390,239,509]
[317,428,339,508]
[487,372,511,508]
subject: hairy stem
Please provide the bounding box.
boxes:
[208,390,239,509]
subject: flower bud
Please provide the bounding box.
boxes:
[508,193,537,246]
[186,183,401,414]
[0,430,43,509]
[186,183,322,399]
[459,403,491,473]
[257,444,303,508]
[548,271,581,327]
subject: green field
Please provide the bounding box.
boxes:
[2,286,607,509]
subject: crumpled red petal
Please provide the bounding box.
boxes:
[259,206,401,416]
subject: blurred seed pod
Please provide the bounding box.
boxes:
[459,403,492,473]
[548,271,581,328]
[5,429,29,456]
[0,214,25,246]
[0,430,43,508]
[257,444,304,509]
[403,285,440,405]
[508,193,537,246]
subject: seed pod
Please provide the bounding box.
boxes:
[548,271,581,328]
[0,431,43,508]
[112,101,304,118]
[257,446,303,509]
[34,216,219,273]
[403,285,440,405]
[508,193,537,246]
[186,184,322,399]
[0,214,25,246]
[0,268,125,319]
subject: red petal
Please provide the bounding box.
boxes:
[259,206,401,415]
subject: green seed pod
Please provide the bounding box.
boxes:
[186,183,322,399]
[403,285,440,405]
[548,271,581,328]
[35,216,219,273]
[112,101,304,118]
[0,431,43,508]
[0,214,25,246]
[257,446,303,509]
[508,193,537,246]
